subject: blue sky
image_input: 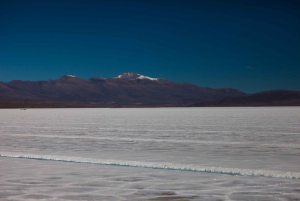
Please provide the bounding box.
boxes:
[1,0,299,93]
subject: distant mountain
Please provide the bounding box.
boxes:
[0,72,246,108]
[190,90,300,107]
[115,72,159,80]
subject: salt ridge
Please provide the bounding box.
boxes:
[1,153,299,179]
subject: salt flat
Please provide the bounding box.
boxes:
[0,107,299,200]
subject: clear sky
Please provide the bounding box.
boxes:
[1,0,299,93]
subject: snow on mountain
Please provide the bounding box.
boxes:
[0,72,251,108]
[115,72,158,81]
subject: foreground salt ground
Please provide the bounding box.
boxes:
[0,107,300,200]
[1,157,300,201]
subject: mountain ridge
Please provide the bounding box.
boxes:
[1,72,299,108]
[190,90,300,107]
[0,72,245,107]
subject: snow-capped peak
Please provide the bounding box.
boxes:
[66,75,76,78]
[115,72,158,81]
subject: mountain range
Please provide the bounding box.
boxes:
[0,72,299,108]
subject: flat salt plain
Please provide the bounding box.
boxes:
[0,107,300,201]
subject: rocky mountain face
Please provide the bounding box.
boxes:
[190,90,300,107]
[0,72,246,108]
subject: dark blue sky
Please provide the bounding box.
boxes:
[1,0,299,93]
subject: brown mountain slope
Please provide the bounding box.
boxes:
[0,73,245,108]
[190,90,300,107]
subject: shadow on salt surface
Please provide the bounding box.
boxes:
[124,190,199,201]
[229,192,282,201]
[58,195,119,200]
[24,194,53,200]
[113,176,149,182]
[144,195,199,201]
